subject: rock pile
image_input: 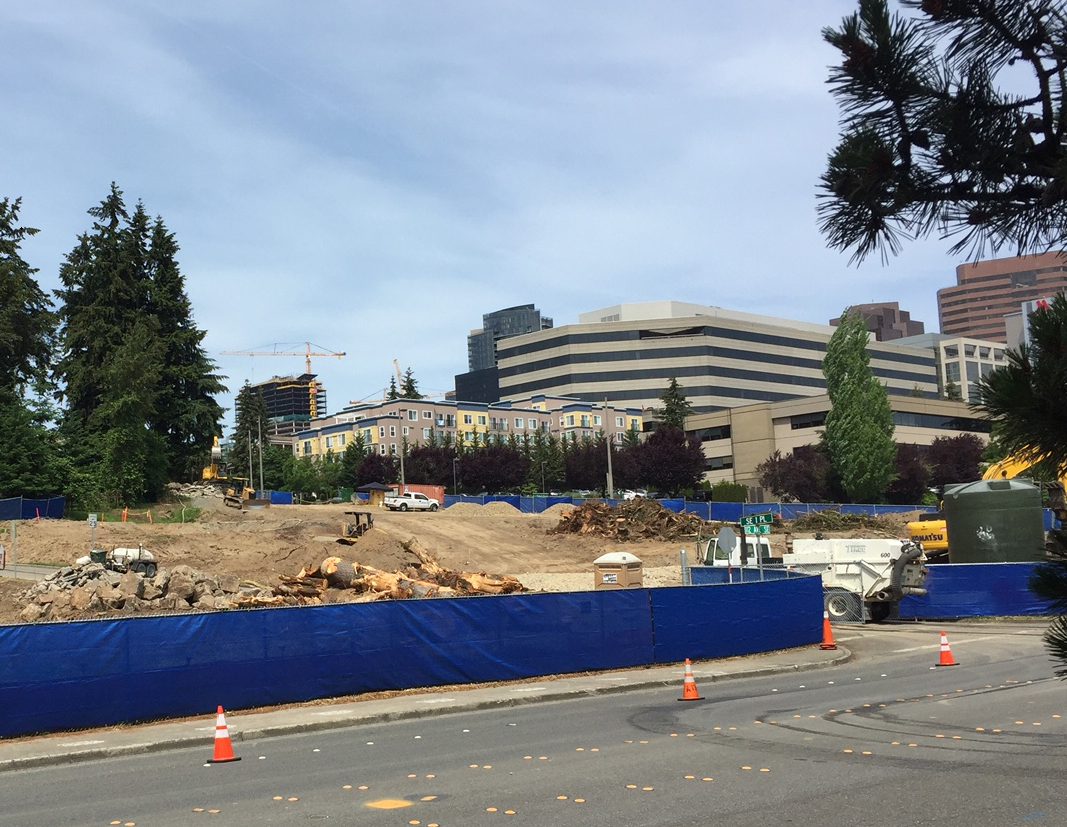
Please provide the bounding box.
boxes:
[18,563,274,622]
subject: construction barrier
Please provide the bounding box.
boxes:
[0,577,820,738]
[0,496,66,521]
[898,562,1052,619]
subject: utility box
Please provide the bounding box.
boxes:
[593,552,643,589]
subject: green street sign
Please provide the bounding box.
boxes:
[740,512,774,526]
[743,524,770,535]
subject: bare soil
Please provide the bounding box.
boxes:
[0,499,915,625]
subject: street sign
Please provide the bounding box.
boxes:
[743,524,770,535]
[87,513,98,529]
[716,526,738,555]
[740,512,774,527]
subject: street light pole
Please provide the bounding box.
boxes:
[541,461,546,494]
[604,399,615,498]
[453,456,459,496]
[398,408,407,492]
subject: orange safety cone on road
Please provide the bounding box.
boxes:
[935,630,958,667]
[678,658,704,701]
[206,705,241,763]
[819,610,837,651]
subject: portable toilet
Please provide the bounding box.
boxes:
[593,552,644,589]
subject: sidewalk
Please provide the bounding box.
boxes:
[0,645,850,772]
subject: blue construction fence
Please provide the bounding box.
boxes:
[693,561,1054,619]
[0,496,66,521]
[0,577,823,739]
[436,495,941,520]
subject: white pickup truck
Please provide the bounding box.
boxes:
[383,492,440,512]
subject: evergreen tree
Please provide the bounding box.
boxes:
[386,375,399,400]
[400,367,423,400]
[822,308,896,502]
[143,216,226,480]
[231,383,270,483]
[652,377,693,430]
[0,198,54,391]
[944,380,963,402]
[820,0,1067,262]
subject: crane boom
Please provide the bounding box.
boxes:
[221,342,346,374]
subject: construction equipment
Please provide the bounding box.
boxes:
[201,436,225,481]
[223,481,261,509]
[906,451,1067,557]
[76,545,158,578]
[221,342,345,375]
[337,511,375,545]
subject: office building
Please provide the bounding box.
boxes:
[494,301,939,418]
[830,302,924,341]
[937,252,1067,342]
[467,304,554,372]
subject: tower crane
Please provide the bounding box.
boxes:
[220,342,346,375]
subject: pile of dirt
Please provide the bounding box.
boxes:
[548,499,713,541]
[790,509,906,537]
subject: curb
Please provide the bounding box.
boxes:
[0,647,851,772]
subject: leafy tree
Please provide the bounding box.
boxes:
[886,443,929,504]
[976,295,1067,475]
[756,446,833,502]
[710,480,748,503]
[639,426,705,498]
[564,436,607,494]
[820,0,1067,262]
[927,433,985,488]
[353,451,397,488]
[462,444,529,494]
[406,444,456,486]
[652,377,693,430]
[944,380,963,402]
[822,308,896,502]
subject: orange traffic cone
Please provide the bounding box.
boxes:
[935,630,958,667]
[206,705,241,763]
[678,658,704,701]
[819,610,837,651]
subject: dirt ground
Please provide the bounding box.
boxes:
[0,498,915,625]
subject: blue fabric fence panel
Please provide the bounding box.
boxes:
[649,577,823,663]
[0,590,656,738]
[0,496,66,520]
[689,566,805,585]
[269,491,294,505]
[484,495,521,509]
[0,498,19,521]
[898,562,1052,619]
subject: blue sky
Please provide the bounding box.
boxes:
[5,1,960,427]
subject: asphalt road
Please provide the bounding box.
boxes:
[3,622,1063,827]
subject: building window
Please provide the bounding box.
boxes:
[403,426,409,436]
[477,415,486,425]
[529,419,538,429]
[463,414,473,425]
[966,362,980,382]
[515,417,523,429]
[944,361,961,382]
[325,436,333,449]
[389,425,396,437]
[566,415,575,426]
[423,410,432,419]
[409,410,418,421]
[580,415,589,427]
[379,444,386,455]
[339,434,346,446]
[696,424,731,441]
[378,426,385,438]
[629,418,639,430]
[423,427,431,439]
[389,443,397,455]
[446,415,456,426]
[790,412,827,430]
[705,456,733,470]
[303,441,311,455]
[616,416,624,427]
[944,345,959,358]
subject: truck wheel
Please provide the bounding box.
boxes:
[399,503,408,512]
[868,602,892,623]
[429,503,438,512]
[824,588,861,622]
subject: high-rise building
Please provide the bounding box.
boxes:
[937,252,1067,342]
[494,301,939,417]
[251,374,326,439]
[831,302,924,341]
[467,304,553,372]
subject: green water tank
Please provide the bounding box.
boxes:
[943,479,1046,563]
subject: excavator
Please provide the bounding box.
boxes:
[906,452,1067,558]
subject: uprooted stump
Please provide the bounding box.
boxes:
[548,498,712,541]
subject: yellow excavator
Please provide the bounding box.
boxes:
[201,437,257,508]
[906,453,1067,558]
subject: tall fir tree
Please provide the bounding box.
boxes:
[143,215,226,479]
[400,367,423,399]
[653,377,693,430]
[822,308,896,502]
[53,185,225,502]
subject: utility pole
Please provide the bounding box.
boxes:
[604,399,615,498]
[247,430,254,491]
[257,418,265,493]
[398,408,407,491]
